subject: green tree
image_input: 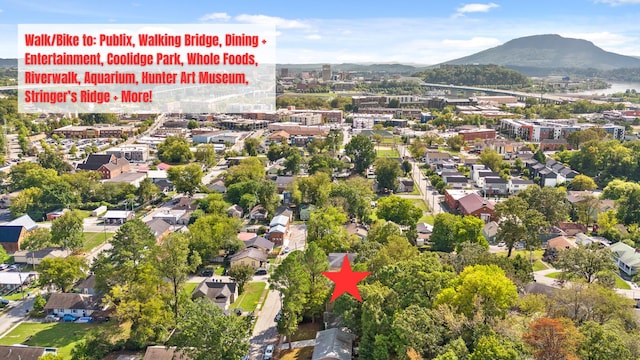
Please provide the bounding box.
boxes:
[302,242,330,322]
[518,185,569,225]
[375,158,402,193]
[188,214,241,262]
[307,206,350,252]
[194,144,217,167]
[293,172,331,207]
[579,321,633,360]
[167,164,204,196]
[198,193,229,215]
[228,264,255,295]
[479,149,504,172]
[554,244,616,284]
[223,157,264,186]
[284,149,302,175]
[243,137,260,156]
[568,174,598,191]
[37,147,74,174]
[446,135,464,152]
[469,335,519,360]
[271,252,310,348]
[157,136,194,164]
[431,213,460,253]
[345,134,376,175]
[435,264,518,320]
[376,195,422,228]
[171,297,251,360]
[38,256,88,292]
[155,233,201,320]
[187,119,199,129]
[330,177,374,223]
[51,210,84,251]
[136,178,160,204]
[401,160,412,176]
[22,228,53,250]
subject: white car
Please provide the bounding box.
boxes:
[497,242,506,247]
[264,345,274,360]
[281,246,290,254]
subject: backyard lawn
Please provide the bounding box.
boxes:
[183,282,199,296]
[278,346,314,360]
[376,149,400,158]
[545,271,631,290]
[83,232,114,252]
[231,282,266,312]
[0,322,97,358]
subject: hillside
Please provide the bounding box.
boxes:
[444,34,640,71]
[413,64,529,86]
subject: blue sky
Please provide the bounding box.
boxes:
[3,0,640,64]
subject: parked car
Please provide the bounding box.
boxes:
[44,315,60,323]
[0,264,8,270]
[75,317,93,323]
[0,298,9,306]
[274,311,282,322]
[234,308,243,316]
[255,268,267,276]
[264,345,274,360]
[200,268,214,277]
[281,246,290,254]
[61,314,77,322]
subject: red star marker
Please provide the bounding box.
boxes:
[323,255,370,302]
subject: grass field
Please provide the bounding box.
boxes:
[546,271,631,289]
[278,346,314,360]
[376,149,400,158]
[231,282,266,312]
[83,232,114,252]
[183,282,199,296]
[0,322,97,358]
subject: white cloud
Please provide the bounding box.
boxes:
[305,34,322,40]
[234,14,310,29]
[455,2,499,16]
[200,12,231,22]
[595,0,640,5]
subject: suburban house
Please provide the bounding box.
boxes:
[311,328,356,360]
[145,218,172,243]
[43,293,97,317]
[483,177,508,196]
[275,176,295,193]
[46,209,68,221]
[0,345,53,360]
[74,274,96,295]
[444,189,480,212]
[525,159,579,187]
[6,214,38,231]
[249,205,269,221]
[0,272,36,292]
[229,248,267,269]
[483,221,499,244]
[227,204,243,218]
[269,213,291,245]
[546,236,577,250]
[143,346,190,360]
[208,179,227,193]
[13,247,71,265]
[102,210,134,224]
[508,178,534,194]
[327,253,357,270]
[152,209,190,226]
[299,204,316,221]
[191,280,238,311]
[610,242,640,276]
[422,151,452,165]
[397,178,415,193]
[457,193,495,222]
[0,226,28,252]
[557,222,588,237]
[76,154,131,179]
[243,236,275,254]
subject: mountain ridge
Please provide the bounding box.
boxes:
[442,34,640,71]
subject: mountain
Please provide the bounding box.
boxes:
[443,34,640,71]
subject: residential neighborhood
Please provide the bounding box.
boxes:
[4,2,640,359]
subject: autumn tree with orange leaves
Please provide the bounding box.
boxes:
[523,317,581,360]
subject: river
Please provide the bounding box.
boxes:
[557,82,640,96]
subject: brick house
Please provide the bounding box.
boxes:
[457,193,495,222]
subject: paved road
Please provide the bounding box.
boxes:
[0,295,35,336]
[248,288,281,360]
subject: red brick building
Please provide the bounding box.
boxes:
[458,129,496,142]
[457,193,495,223]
